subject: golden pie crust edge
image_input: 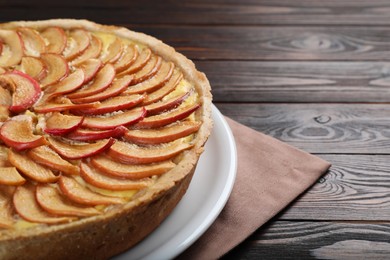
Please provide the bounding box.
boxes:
[0,19,213,259]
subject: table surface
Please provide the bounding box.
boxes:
[2,0,390,259]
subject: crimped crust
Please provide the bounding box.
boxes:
[0,19,212,259]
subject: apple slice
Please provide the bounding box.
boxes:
[136,103,200,129]
[47,137,115,159]
[44,68,85,99]
[0,87,11,106]
[0,70,42,113]
[0,191,14,228]
[0,105,9,122]
[75,94,145,115]
[82,107,146,130]
[108,139,194,164]
[0,30,23,67]
[20,56,47,81]
[17,27,46,56]
[63,29,91,60]
[13,184,73,224]
[67,64,116,99]
[0,167,26,185]
[36,185,100,217]
[67,126,127,142]
[0,115,46,150]
[58,176,124,205]
[0,145,9,167]
[33,97,98,113]
[0,67,5,74]
[101,36,123,64]
[76,58,102,84]
[40,53,69,88]
[117,47,151,76]
[80,163,153,191]
[40,27,67,54]
[71,75,133,103]
[145,91,189,116]
[8,150,59,183]
[28,146,79,175]
[142,70,183,105]
[91,156,175,179]
[71,35,102,66]
[44,113,84,136]
[124,121,201,145]
[131,55,162,84]
[122,61,174,95]
[114,44,138,72]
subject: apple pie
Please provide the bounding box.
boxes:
[0,19,212,259]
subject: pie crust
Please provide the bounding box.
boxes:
[0,19,212,259]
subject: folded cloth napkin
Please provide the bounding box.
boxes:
[178,117,331,259]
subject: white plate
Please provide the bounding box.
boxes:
[113,105,237,260]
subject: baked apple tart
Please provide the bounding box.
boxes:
[0,19,212,259]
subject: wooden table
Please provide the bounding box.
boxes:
[2,0,390,259]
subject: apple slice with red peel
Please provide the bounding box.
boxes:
[36,185,100,217]
[13,184,73,224]
[123,61,174,95]
[0,191,14,228]
[67,64,116,99]
[44,68,85,99]
[125,121,201,145]
[47,137,115,159]
[58,176,124,205]
[71,75,133,103]
[76,58,102,84]
[142,70,183,105]
[0,167,26,186]
[0,30,23,67]
[0,70,42,113]
[145,91,189,116]
[82,107,146,130]
[80,163,153,191]
[137,103,200,129]
[109,140,194,164]
[0,115,46,150]
[101,37,123,64]
[117,47,151,76]
[40,53,69,88]
[91,156,176,179]
[76,94,145,115]
[0,105,9,122]
[67,126,127,142]
[33,97,98,113]
[71,35,102,66]
[28,146,79,175]
[114,44,138,72]
[20,56,47,81]
[63,29,91,60]
[131,55,162,84]
[17,27,46,56]
[44,113,84,136]
[40,27,67,54]
[8,150,59,183]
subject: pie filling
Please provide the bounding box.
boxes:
[0,25,202,229]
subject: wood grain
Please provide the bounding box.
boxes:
[223,221,390,259]
[4,0,390,26]
[196,61,390,102]
[216,103,390,154]
[279,155,390,221]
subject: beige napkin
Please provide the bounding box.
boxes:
[178,117,331,259]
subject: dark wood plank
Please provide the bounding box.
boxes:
[197,61,390,103]
[3,0,390,26]
[223,221,390,259]
[128,26,390,61]
[216,103,390,154]
[279,155,390,221]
